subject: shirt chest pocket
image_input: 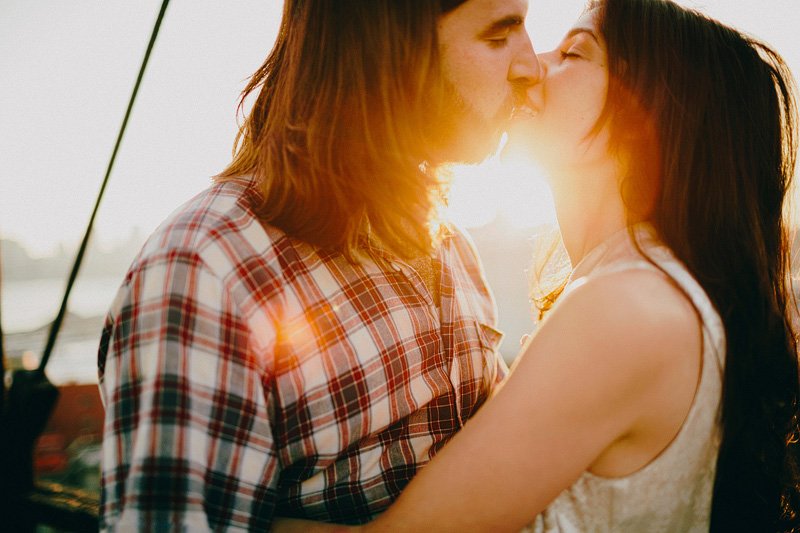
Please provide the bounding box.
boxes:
[450,319,505,422]
[475,321,504,390]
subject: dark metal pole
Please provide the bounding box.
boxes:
[37,0,171,375]
[0,2,171,528]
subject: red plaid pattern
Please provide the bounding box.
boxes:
[97,179,505,531]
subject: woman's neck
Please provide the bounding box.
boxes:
[550,165,628,267]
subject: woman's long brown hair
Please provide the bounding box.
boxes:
[594,0,800,529]
[217,0,467,260]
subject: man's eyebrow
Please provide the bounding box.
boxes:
[564,27,600,44]
[478,15,524,37]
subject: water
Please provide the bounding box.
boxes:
[2,275,122,334]
[2,275,123,385]
[42,338,106,385]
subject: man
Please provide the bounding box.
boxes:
[98,0,539,530]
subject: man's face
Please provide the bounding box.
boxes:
[437,0,540,163]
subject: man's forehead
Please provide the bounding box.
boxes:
[455,0,529,20]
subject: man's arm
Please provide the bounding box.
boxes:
[98,248,279,531]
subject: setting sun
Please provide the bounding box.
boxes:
[445,136,558,231]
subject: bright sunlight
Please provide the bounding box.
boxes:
[445,135,558,231]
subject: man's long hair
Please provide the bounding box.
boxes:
[218,0,467,260]
[594,0,800,529]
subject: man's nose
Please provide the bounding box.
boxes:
[509,32,542,87]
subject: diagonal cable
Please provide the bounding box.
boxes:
[37,0,171,375]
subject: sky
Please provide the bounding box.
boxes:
[1,0,799,257]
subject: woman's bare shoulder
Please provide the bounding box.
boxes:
[551,265,700,364]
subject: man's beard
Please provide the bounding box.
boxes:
[434,81,517,165]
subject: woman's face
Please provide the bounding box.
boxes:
[522,9,610,176]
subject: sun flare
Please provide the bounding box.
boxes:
[444,137,558,231]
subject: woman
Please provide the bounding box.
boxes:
[277,0,800,530]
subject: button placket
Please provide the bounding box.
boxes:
[448,355,465,427]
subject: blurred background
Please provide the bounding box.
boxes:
[1,0,799,496]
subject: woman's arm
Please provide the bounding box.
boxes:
[275,269,700,532]
[366,269,700,532]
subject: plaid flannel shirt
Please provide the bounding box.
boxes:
[98,179,506,531]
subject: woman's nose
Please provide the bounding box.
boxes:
[535,49,559,76]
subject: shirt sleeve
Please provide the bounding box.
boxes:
[98,249,279,531]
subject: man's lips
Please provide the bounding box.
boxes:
[512,103,539,119]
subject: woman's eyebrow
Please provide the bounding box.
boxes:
[564,27,600,44]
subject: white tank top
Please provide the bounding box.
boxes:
[528,225,726,532]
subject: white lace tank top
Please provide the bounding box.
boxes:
[528,226,726,532]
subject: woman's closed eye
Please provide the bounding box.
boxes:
[560,48,584,60]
